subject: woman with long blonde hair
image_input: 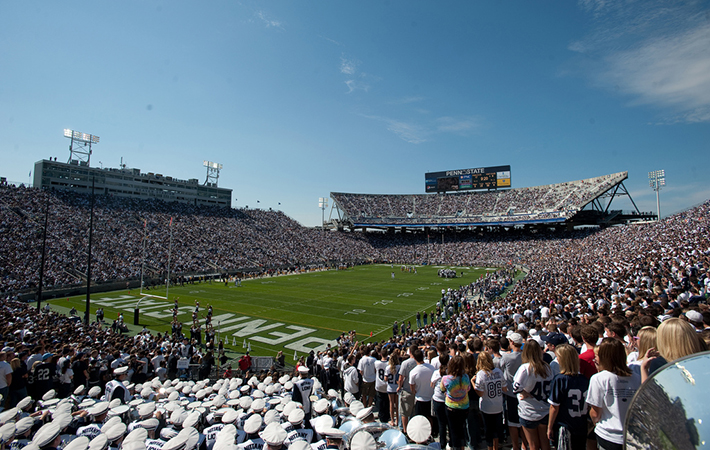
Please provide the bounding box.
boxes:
[513,340,553,450]
[547,344,589,450]
[640,318,704,382]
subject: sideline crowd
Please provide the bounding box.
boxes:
[0,187,709,450]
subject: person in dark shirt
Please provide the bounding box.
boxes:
[547,344,590,450]
[71,353,89,390]
[31,353,56,400]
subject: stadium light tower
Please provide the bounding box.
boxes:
[648,169,665,222]
[319,197,328,231]
[203,161,223,187]
[64,129,99,166]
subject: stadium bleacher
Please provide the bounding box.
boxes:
[331,171,629,226]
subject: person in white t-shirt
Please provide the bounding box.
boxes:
[409,348,435,422]
[0,351,13,401]
[586,338,641,450]
[358,351,377,407]
[475,352,507,450]
[374,349,391,424]
[513,340,553,450]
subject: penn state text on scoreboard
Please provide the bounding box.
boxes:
[425,165,511,192]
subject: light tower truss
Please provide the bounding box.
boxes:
[203,161,223,187]
[64,129,99,166]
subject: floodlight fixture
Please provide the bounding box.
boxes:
[203,160,223,186]
[648,169,666,222]
[64,128,99,166]
[204,160,223,170]
[319,197,329,230]
[64,129,100,144]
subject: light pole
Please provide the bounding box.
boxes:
[648,170,665,222]
[318,197,328,231]
[85,177,95,324]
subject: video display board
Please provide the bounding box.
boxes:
[425,165,511,192]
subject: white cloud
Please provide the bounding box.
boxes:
[435,116,483,133]
[602,23,710,120]
[360,113,483,143]
[254,11,283,29]
[318,35,342,46]
[360,115,428,144]
[388,96,425,105]
[345,79,370,93]
[571,1,710,123]
[340,56,357,75]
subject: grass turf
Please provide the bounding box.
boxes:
[49,264,496,356]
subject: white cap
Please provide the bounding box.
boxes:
[259,423,287,446]
[355,406,373,421]
[313,398,329,414]
[63,436,90,450]
[162,431,189,450]
[350,431,376,450]
[15,416,35,435]
[288,408,305,425]
[88,387,102,398]
[243,414,262,434]
[0,423,16,445]
[89,402,110,417]
[138,402,156,419]
[88,433,108,450]
[17,396,33,410]
[313,415,334,434]
[139,418,160,431]
[322,428,345,439]
[32,422,61,448]
[289,441,310,450]
[407,415,431,443]
[222,409,239,424]
[124,428,148,445]
[103,421,127,442]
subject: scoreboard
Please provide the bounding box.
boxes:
[425,165,511,193]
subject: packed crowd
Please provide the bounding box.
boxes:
[330,172,627,224]
[0,186,374,293]
[1,183,710,450]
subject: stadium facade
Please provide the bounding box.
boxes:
[33,159,232,207]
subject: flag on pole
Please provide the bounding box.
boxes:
[293,350,297,361]
[169,217,173,227]
[247,342,251,352]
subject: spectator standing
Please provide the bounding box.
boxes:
[547,344,590,450]
[513,340,553,450]
[475,352,506,450]
[586,338,641,450]
[409,348,435,428]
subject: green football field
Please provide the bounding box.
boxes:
[50,264,497,358]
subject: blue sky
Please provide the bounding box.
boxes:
[1,1,709,226]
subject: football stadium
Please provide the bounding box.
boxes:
[2,3,710,450]
[1,155,709,450]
